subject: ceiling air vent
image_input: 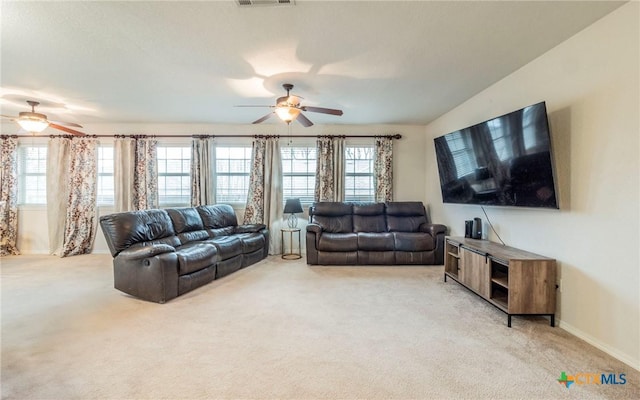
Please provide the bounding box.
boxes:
[236,0,294,7]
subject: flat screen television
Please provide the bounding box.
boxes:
[433,101,558,209]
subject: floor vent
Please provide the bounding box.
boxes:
[236,0,294,7]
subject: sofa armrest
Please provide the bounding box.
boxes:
[306,223,322,234]
[116,244,175,261]
[420,223,447,237]
[420,223,448,264]
[235,224,267,234]
[305,223,323,265]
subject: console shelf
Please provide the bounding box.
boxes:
[444,237,556,327]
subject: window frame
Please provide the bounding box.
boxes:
[156,145,192,207]
[214,146,253,205]
[281,145,317,206]
[344,145,375,203]
[16,144,48,205]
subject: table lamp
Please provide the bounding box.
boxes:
[283,198,303,228]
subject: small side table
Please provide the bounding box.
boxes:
[281,228,302,260]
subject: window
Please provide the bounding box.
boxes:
[344,146,375,202]
[215,146,252,203]
[157,146,191,206]
[96,146,114,205]
[281,146,316,204]
[17,145,47,205]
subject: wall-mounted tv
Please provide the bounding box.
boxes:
[433,101,558,209]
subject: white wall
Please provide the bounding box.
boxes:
[15,123,427,255]
[424,3,639,369]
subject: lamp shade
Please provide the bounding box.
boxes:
[283,198,303,214]
[275,107,300,123]
[17,113,49,133]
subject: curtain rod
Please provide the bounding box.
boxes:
[46,134,402,140]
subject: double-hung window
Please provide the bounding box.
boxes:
[344,146,375,202]
[96,146,114,206]
[157,146,191,206]
[17,145,48,205]
[215,146,252,203]
[281,146,316,205]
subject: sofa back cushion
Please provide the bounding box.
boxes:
[100,209,176,257]
[166,208,204,232]
[385,202,428,232]
[311,202,353,233]
[197,204,238,229]
[352,203,387,232]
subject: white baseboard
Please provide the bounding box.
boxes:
[559,319,640,371]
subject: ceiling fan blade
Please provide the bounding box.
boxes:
[252,112,274,124]
[1,114,17,120]
[48,119,83,128]
[296,113,314,127]
[235,105,274,108]
[301,106,343,116]
[49,123,86,136]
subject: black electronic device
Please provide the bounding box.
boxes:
[433,102,558,209]
[464,220,473,238]
[472,217,482,239]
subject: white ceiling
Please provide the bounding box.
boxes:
[0,0,626,129]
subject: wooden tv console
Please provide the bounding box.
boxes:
[444,237,556,327]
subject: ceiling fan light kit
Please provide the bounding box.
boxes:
[275,107,300,123]
[16,112,49,133]
[241,83,343,127]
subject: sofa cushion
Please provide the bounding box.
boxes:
[352,203,384,216]
[197,204,238,229]
[392,232,434,252]
[207,226,236,237]
[312,202,353,233]
[353,215,387,232]
[177,230,210,245]
[386,202,428,232]
[357,232,395,251]
[100,209,176,257]
[175,243,218,275]
[207,236,243,260]
[166,208,204,233]
[385,202,426,216]
[317,233,358,252]
[236,232,266,254]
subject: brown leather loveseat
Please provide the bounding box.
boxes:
[100,204,269,303]
[306,202,446,265]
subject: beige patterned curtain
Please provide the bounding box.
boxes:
[114,137,158,211]
[314,137,344,202]
[61,138,98,257]
[0,136,20,256]
[374,137,393,202]
[190,137,215,206]
[47,137,98,257]
[244,137,283,255]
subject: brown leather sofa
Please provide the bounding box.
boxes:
[99,204,269,303]
[306,202,446,265]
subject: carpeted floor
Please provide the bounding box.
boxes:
[1,254,638,399]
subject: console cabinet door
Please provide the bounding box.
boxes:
[460,248,490,298]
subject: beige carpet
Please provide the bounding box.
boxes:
[1,254,638,399]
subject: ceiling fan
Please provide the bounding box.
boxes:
[237,83,343,127]
[1,100,85,136]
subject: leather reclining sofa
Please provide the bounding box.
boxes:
[306,202,447,265]
[100,204,269,303]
